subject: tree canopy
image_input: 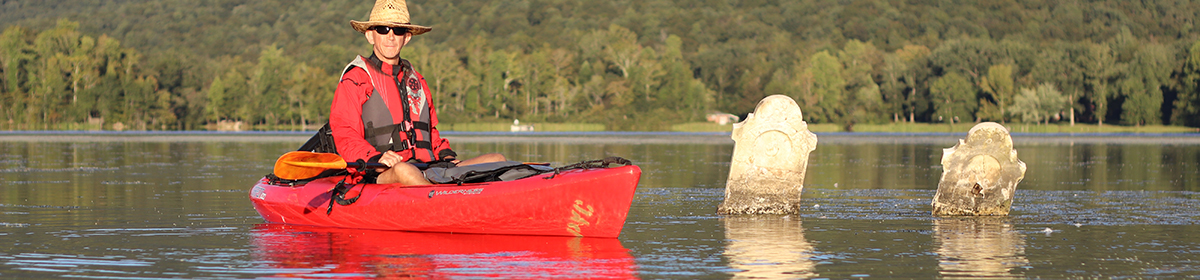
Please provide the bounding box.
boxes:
[2,0,1200,130]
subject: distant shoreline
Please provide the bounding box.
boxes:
[1,131,1198,144]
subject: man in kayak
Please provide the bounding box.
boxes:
[330,0,504,185]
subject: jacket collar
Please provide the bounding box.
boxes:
[367,54,404,76]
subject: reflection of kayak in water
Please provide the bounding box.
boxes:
[249,165,640,237]
[250,224,638,279]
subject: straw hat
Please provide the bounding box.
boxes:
[350,0,432,35]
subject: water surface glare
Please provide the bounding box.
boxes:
[1,133,1199,278]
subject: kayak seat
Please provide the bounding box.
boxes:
[423,161,555,184]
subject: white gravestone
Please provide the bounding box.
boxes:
[718,95,817,215]
[931,122,1027,216]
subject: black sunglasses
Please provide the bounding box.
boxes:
[371,26,410,35]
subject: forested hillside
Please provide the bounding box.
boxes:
[2,0,1200,130]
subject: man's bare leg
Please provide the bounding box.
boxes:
[457,153,506,166]
[376,162,431,185]
[376,153,507,185]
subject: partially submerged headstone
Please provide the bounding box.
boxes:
[931,122,1027,216]
[718,95,817,215]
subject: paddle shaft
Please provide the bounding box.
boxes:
[274,150,553,180]
[355,160,547,171]
[350,161,440,169]
[350,161,399,169]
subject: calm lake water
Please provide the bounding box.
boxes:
[1,132,1199,279]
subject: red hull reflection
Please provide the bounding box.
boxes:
[250,224,638,279]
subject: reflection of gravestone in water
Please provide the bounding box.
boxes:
[933,217,1029,278]
[723,216,817,279]
[718,95,817,215]
[931,122,1026,216]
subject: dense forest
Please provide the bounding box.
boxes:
[2,0,1200,131]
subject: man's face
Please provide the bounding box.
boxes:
[365,26,412,62]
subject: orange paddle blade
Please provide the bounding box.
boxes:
[273,151,348,180]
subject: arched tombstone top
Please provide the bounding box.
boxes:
[720,95,817,215]
[932,122,1027,216]
[733,95,807,142]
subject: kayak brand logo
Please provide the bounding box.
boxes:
[251,186,267,200]
[566,199,595,237]
[428,188,484,198]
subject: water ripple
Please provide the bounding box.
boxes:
[0,167,119,173]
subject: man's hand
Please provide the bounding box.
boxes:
[376,150,401,172]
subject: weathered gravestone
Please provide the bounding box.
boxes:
[718,95,817,215]
[931,122,1027,216]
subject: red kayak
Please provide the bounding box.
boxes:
[249,165,640,238]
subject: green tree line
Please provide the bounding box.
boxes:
[2,0,1200,130]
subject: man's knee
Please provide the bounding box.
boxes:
[378,163,430,185]
[460,153,506,166]
[480,153,506,162]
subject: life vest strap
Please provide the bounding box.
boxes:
[372,140,433,157]
[411,121,431,131]
[363,122,399,140]
[412,140,433,149]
